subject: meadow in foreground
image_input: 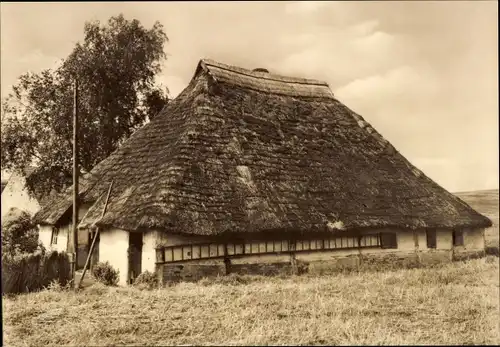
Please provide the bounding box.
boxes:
[3,257,499,346]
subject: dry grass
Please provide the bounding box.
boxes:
[3,258,499,346]
[4,189,499,345]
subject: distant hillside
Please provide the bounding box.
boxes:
[454,189,498,218]
[454,189,499,249]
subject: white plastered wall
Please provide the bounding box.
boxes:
[38,224,69,253]
[99,228,129,286]
[53,225,69,253]
[416,228,457,250]
[415,229,428,251]
[464,228,485,250]
[359,229,415,256]
[37,203,92,254]
[142,230,158,273]
[38,225,53,250]
[436,229,453,249]
[1,174,40,218]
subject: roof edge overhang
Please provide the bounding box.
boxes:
[78,215,493,236]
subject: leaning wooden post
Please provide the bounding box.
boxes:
[72,77,79,288]
[77,180,114,289]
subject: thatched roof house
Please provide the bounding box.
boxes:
[1,167,46,218]
[35,59,492,285]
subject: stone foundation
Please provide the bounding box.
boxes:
[417,250,453,266]
[155,227,488,285]
[161,262,226,283]
[229,262,293,276]
[452,250,486,261]
[360,252,421,271]
[304,255,360,275]
[156,248,488,285]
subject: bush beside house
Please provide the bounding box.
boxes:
[1,208,71,294]
[91,261,120,286]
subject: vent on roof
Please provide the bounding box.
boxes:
[252,68,269,73]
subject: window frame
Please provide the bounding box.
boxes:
[426,228,437,249]
[380,232,398,249]
[452,229,464,247]
[51,227,59,245]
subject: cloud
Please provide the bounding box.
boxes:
[348,19,380,37]
[277,22,411,88]
[156,74,187,98]
[0,1,497,192]
[335,65,441,108]
[284,1,328,15]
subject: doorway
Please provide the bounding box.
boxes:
[89,231,100,272]
[128,232,143,284]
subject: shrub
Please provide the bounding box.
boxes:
[1,208,42,255]
[46,279,72,292]
[91,261,119,286]
[133,270,158,290]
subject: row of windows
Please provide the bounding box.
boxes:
[50,228,464,254]
[50,227,92,246]
[426,229,464,248]
[156,229,466,263]
[158,234,385,263]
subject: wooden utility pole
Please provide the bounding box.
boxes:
[72,77,79,288]
[77,181,114,289]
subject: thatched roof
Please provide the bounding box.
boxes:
[34,58,492,235]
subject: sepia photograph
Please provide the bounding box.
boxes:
[1,1,498,346]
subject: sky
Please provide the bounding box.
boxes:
[1,1,498,192]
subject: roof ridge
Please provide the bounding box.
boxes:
[199,58,330,87]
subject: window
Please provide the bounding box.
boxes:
[426,229,437,249]
[380,233,398,249]
[51,227,59,245]
[452,230,464,247]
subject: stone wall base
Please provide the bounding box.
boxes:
[452,250,486,262]
[157,249,487,285]
[161,263,226,283]
[229,262,293,276]
[360,252,421,271]
[417,250,453,265]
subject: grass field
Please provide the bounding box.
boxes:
[2,189,499,346]
[455,189,499,249]
[3,259,499,346]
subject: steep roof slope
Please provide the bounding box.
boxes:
[34,59,492,234]
[1,169,43,217]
